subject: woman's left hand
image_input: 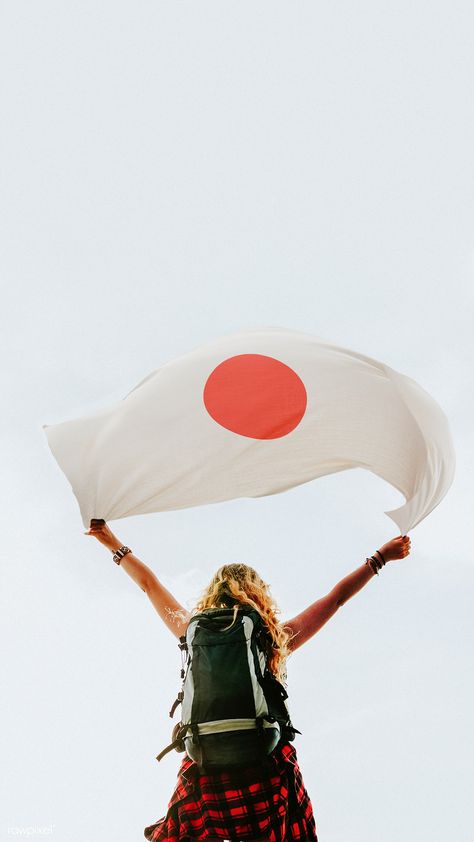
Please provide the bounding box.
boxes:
[379,535,411,562]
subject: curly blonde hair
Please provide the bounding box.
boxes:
[192,563,292,682]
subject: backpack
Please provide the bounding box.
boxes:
[156,605,300,771]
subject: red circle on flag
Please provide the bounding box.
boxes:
[203,354,307,440]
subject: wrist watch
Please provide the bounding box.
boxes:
[113,546,132,565]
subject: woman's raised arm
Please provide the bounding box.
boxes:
[85,519,191,639]
[285,535,411,653]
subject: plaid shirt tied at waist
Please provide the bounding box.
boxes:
[144,741,318,842]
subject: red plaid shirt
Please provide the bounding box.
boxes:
[144,741,318,842]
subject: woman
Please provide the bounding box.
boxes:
[86,519,411,842]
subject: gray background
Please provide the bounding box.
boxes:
[1,2,472,841]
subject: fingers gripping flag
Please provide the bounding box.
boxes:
[43,327,455,533]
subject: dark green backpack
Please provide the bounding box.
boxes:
[157,605,300,771]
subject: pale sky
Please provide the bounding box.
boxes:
[1,3,473,842]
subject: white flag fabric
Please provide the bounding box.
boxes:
[43,326,455,533]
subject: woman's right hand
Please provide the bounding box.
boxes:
[379,535,411,562]
[84,519,121,551]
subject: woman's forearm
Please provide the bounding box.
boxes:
[118,550,156,593]
[286,556,379,650]
[101,534,156,593]
[284,537,410,652]
[86,521,190,635]
[113,543,188,624]
[331,539,406,606]
[331,559,376,607]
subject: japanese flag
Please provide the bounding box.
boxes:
[43,326,455,533]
